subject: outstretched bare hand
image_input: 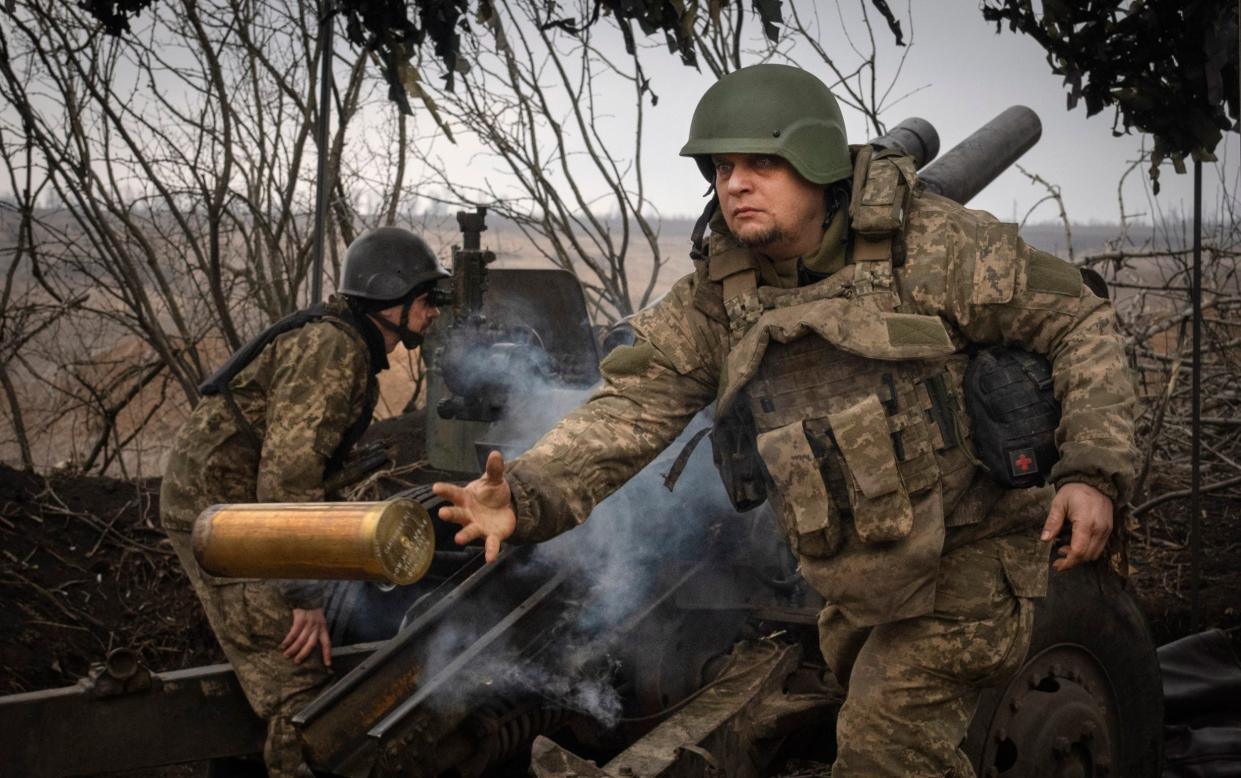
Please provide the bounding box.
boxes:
[432,451,517,563]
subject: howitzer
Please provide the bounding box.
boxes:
[434,206,505,422]
[434,207,600,426]
[0,108,1163,778]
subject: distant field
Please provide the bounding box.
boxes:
[0,214,1182,476]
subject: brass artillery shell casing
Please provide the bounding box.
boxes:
[192,500,434,585]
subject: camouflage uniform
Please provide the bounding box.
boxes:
[161,297,382,778]
[504,152,1136,775]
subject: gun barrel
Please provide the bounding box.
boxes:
[193,499,435,585]
[870,117,940,169]
[917,105,1042,205]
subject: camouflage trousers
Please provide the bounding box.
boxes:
[818,533,1039,777]
[167,531,333,778]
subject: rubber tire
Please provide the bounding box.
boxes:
[964,560,1164,777]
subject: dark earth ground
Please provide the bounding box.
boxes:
[1,410,1239,772]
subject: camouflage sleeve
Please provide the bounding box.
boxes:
[907,204,1137,502]
[255,320,370,504]
[277,579,326,610]
[507,274,726,543]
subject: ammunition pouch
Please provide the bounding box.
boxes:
[964,346,1061,489]
[710,402,768,512]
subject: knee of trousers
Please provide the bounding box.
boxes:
[832,678,980,777]
[829,541,1037,776]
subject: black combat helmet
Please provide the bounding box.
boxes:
[339,227,449,349]
[339,226,449,302]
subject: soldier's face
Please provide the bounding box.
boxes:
[374,294,440,353]
[405,293,440,334]
[713,153,828,261]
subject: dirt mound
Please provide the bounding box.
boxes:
[1127,492,1241,648]
[0,409,435,695]
[0,464,219,694]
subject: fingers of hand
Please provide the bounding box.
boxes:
[432,482,466,506]
[1051,505,1113,572]
[1052,544,1076,572]
[484,451,506,484]
[1067,519,1096,569]
[320,624,332,667]
[485,533,501,564]
[292,612,328,664]
[282,609,331,665]
[1084,511,1112,560]
[283,624,312,661]
[438,505,472,527]
[280,611,305,650]
[1041,493,1068,542]
[293,631,317,664]
[1046,483,1115,571]
[455,523,484,547]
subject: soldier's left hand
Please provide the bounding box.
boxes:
[282,607,332,667]
[1041,482,1113,572]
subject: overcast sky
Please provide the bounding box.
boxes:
[7,3,1235,231]
[615,2,1238,227]
[408,1,1238,230]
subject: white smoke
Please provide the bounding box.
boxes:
[410,348,745,731]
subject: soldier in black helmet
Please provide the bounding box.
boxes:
[160,227,448,778]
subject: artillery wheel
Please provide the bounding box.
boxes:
[965,560,1163,777]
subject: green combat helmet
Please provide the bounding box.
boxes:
[680,64,852,185]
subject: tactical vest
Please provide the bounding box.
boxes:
[199,301,380,476]
[708,148,978,627]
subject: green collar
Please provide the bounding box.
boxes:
[761,207,849,288]
[706,194,850,289]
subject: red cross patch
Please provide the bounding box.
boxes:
[1009,448,1038,475]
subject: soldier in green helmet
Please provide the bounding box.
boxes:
[161,227,448,778]
[435,64,1135,775]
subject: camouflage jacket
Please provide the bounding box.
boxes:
[506,178,1136,617]
[160,298,383,609]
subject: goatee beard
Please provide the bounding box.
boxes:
[736,225,785,249]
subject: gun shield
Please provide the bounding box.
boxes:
[192,499,435,585]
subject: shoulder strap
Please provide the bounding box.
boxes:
[198,302,335,396]
[849,146,917,241]
[847,147,918,304]
[690,197,717,261]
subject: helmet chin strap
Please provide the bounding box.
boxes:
[371,297,423,350]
